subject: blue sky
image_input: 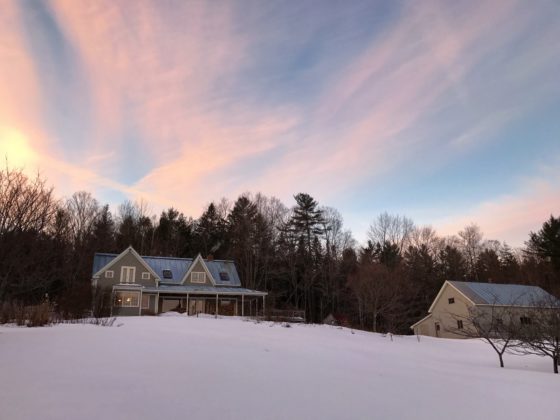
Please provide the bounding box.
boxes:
[0,0,559,246]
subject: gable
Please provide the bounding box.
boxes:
[428,281,475,313]
[93,248,159,288]
[182,256,215,286]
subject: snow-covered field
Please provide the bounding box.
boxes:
[1,315,559,420]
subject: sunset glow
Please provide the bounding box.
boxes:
[1,0,559,245]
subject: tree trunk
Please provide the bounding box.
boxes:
[498,353,504,368]
[554,356,558,374]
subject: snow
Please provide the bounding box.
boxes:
[1,316,559,420]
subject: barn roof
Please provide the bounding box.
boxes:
[448,281,557,307]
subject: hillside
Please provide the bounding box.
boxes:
[1,315,558,420]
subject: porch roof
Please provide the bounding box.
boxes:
[113,284,267,296]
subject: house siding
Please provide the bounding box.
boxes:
[113,306,141,316]
[417,283,473,338]
[184,259,213,285]
[96,251,157,288]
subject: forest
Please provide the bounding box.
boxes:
[1,165,559,333]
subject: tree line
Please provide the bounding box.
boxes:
[1,165,559,332]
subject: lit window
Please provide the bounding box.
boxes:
[142,272,150,280]
[448,297,455,304]
[219,272,230,281]
[191,272,206,283]
[105,270,114,278]
[162,269,173,279]
[457,320,464,329]
[114,291,139,307]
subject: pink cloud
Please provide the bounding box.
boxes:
[437,167,560,246]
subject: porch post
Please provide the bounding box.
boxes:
[256,297,259,317]
[235,298,238,316]
[263,295,266,318]
[139,289,143,316]
[215,293,218,319]
[186,293,189,316]
[155,292,159,314]
[110,289,114,317]
[241,294,244,317]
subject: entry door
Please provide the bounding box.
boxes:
[435,322,440,337]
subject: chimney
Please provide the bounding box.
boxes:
[207,254,214,261]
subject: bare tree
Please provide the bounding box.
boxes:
[349,261,401,332]
[409,225,444,257]
[515,295,560,374]
[458,223,483,280]
[451,301,522,368]
[368,212,414,253]
[0,165,57,235]
[65,191,100,248]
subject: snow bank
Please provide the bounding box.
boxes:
[0,317,558,420]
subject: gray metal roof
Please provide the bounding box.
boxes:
[449,281,557,306]
[92,253,242,286]
[142,284,266,295]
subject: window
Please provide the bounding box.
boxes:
[142,294,150,309]
[114,291,139,307]
[120,266,135,283]
[435,323,440,331]
[191,272,206,283]
[496,318,503,326]
[105,270,114,278]
[162,269,173,279]
[448,297,455,304]
[457,320,464,329]
[219,272,230,281]
[142,272,150,280]
[520,316,532,325]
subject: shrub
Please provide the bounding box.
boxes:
[27,302,53,327]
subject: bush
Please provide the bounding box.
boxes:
[0,300,54,327]
[0,301,16,324]
[27,302,53,327]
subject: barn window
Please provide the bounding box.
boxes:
[457,320,464,329]
[448,297,455,304]
[520,316,532,325]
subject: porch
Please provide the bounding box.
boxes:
[111,284,267,317]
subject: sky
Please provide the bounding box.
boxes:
[0,0,559,247]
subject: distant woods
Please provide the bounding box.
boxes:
[1,166,559,331]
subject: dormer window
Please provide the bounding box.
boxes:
[191,272,206,283]
[162,269,173,279]
[219,272,230,281]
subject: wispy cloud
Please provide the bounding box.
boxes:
[0,0,558,244]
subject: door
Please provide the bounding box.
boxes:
[435,322,440,337]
